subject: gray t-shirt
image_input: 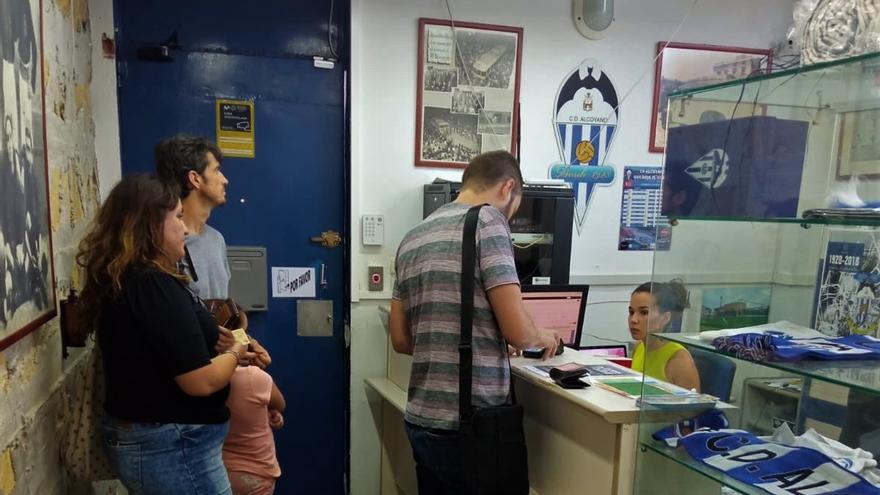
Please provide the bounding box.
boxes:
[183,224,231,299]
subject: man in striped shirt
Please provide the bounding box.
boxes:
[390,150,559,494]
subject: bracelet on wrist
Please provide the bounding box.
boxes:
[223,349,241,362]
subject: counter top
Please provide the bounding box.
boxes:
[368,350,647,424]
[511,350,645,424]
[369,348,733,426]
[365,377,407,413]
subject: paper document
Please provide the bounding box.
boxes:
[231,328,250,345]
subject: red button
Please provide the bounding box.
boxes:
[371,273,381,283]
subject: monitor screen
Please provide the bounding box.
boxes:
[521,285,589,347]
[580,345,628,358]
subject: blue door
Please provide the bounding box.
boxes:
[114,2,349,493]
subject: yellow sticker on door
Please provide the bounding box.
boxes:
[216,99,255,158]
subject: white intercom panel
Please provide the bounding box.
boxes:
[361,215,385,246]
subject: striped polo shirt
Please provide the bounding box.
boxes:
[393,202,520,431]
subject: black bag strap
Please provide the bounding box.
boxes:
[459,204,517,424]
[459,205,483,423]
[182,244,199,282]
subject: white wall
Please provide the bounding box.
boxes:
[352,0,795,296]
[90,0,122,200]
[350,0,796,493]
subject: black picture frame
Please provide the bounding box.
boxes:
[415,18,523,169]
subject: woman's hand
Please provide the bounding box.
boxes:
[248,338,272,368]
[176,340,252,396]
[229,340,248,359]
[217,327,266,366]
[231,340,246,353]
[215,326,235,353]
[231,340,259,366]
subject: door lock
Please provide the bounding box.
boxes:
[310,230,342,248]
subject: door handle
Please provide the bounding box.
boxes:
[310,230,342,248]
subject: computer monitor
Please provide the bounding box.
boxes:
[521,284,589,349]
[580,345,628,358]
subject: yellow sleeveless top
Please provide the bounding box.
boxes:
[632,341,687,382]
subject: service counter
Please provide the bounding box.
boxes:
[366,307,641,495]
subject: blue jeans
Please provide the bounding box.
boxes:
[101,417,231,495]
[404,421,464,495]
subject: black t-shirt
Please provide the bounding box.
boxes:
[99,266,230,424]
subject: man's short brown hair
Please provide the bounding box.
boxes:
[461,150,523,193]
[154,135,223,199]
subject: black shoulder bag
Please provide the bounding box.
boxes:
[183,245,242,329]
[459,204,530,495]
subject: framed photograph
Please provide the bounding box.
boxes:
[415,18,522,169]
[1,0,57,350]
[836,108,880,178]
[698,286,771,331]
[650,42,772,153]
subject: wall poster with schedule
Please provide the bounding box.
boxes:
[618,166,671,251]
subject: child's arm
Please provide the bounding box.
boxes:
[266,380,286,430]
[268,382,286,412]
[268,410,284,430]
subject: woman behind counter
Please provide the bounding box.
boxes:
[628,280,700,391]
[77,174,249,494]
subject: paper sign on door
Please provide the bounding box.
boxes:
[272,267,316,298]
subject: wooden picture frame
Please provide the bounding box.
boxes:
[650,42,772,153]
[836,108,880,179]
[1,0,57,351]
[415,18,522,169]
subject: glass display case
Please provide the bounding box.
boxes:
[632,53,880,495]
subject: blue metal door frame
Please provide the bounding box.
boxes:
[113,2,352,492]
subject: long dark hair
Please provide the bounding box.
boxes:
[76,175,184,323]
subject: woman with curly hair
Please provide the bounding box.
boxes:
[77,174,249,494]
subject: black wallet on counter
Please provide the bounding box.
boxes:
[549,363,590,389]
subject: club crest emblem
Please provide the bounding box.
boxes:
[549,59,620,234]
